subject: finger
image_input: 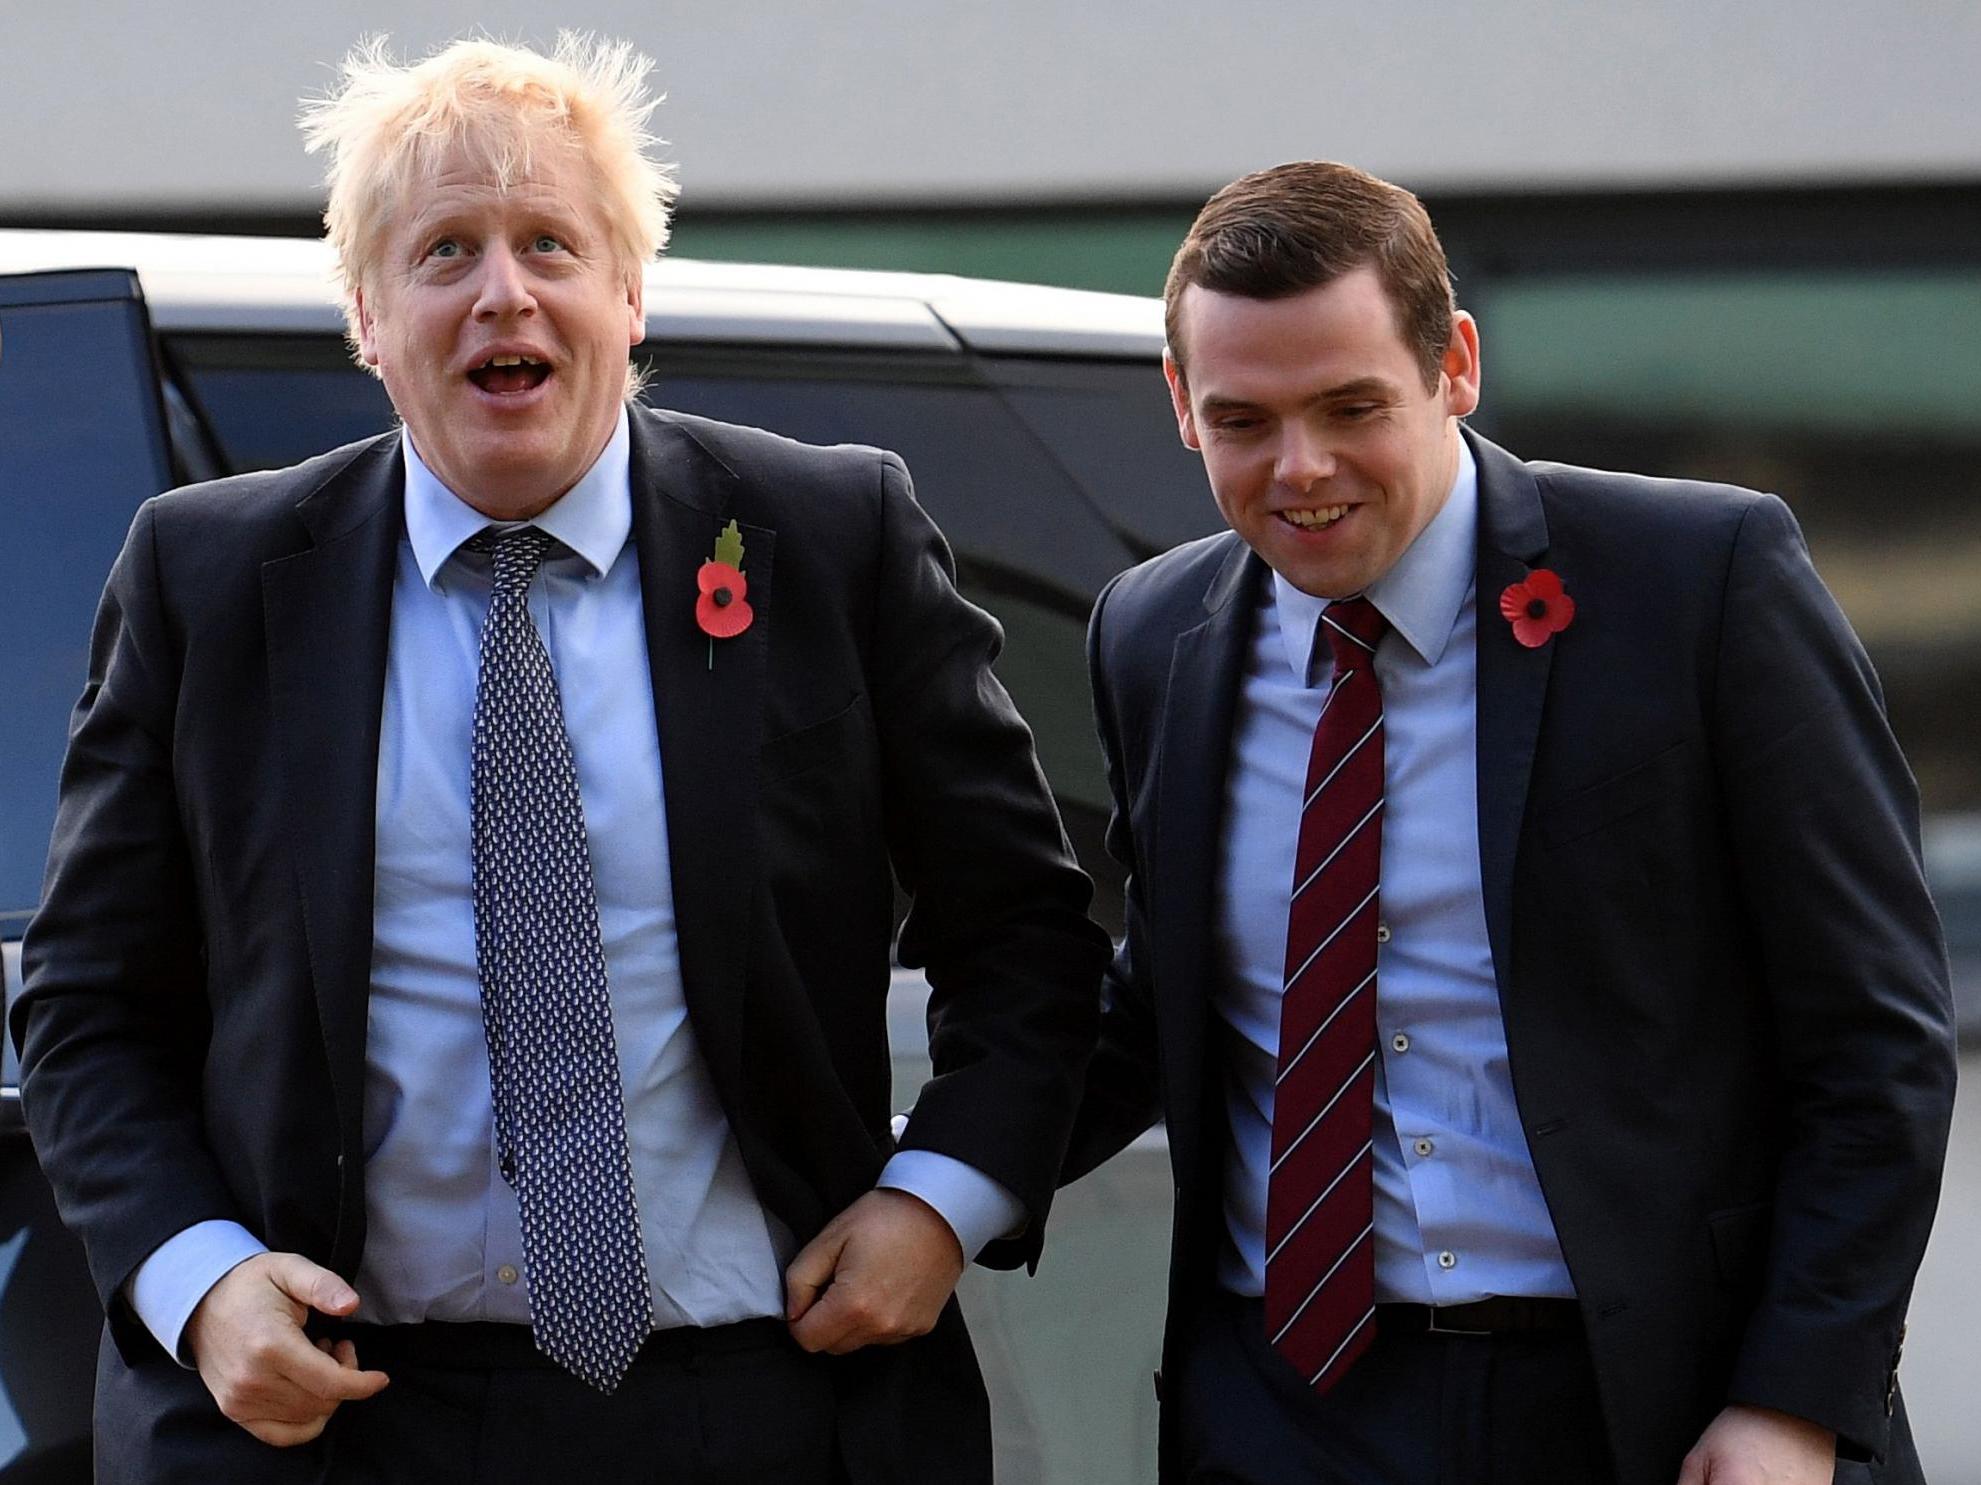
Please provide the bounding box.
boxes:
[331,1338,361,1370]
[1675,1449,1709,1485]
[790,1285,865,1355]
[270,1334,389,1403]
[784,1230,846,1323]
[232,1390,342,1429]
[261,1253,362,1318]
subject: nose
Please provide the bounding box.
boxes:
[1274,423,1336,493]
[473,245,536,321]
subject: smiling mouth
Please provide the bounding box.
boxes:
[1279,505,1350,530]
[468,354,551,395]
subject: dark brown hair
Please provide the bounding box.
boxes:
[1164,160,1454,390]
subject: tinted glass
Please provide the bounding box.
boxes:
[987,358,1225,559]
[171,334,397,471]
[0,273,172,918]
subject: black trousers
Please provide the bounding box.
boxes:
[1171,1291,1617,1485]
[318,1318,844,1485]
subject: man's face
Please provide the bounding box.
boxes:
[356,137,643,519]
[1166,266,1480,599]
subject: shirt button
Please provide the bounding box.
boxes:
[1375,923,1392,944]
[1438,1250,1457,1270]
[496,1264,520,1286]
[1414,1138,1435,1157]
[1391,1032,1410,1053]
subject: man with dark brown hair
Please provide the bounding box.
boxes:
[1066,161,1954,1484]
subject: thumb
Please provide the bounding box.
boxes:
[262,1252,361,1318]
[784,1225,848,1322]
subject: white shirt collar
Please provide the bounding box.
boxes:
[1272,433,1479,684]
[402,406,633,590]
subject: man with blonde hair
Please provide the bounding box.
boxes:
[15,34,1108,1483]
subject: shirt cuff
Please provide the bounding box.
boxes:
[126,1220,269,1365]
[876,1150,1028,1263]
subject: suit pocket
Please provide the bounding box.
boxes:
[760,693,865,782]
[1707,1199,1772,1291]
[1537,740,1688,849]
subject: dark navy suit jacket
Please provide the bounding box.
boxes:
[1066,429,1956,1485]
[16,405,1111,1484]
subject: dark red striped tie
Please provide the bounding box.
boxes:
[1264,594,1387,1393]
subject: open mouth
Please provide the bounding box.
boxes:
[467,353,552,395]
[1279,505,1351,531]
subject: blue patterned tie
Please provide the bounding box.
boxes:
[468,527,653,1392]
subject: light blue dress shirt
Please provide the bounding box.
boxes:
[129,410,1022,1354]
[1211,438,1576,1305]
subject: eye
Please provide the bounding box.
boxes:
[531,233,566,254]
[428,238,463,260]
[1336,403,1379,420]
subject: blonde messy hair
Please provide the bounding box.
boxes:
[299,32,678,347]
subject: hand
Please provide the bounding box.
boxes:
[1677,1404,1836,1485]
[784,1188,966,1355]
[183,1251,389,1447]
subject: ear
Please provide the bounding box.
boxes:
[1441,310,1482,419]
[623,267,645,348]
[355,286,381,368]
[1163,352,1202,451]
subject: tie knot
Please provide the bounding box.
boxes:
[1318,596,1386,675]
[470,526,555,596]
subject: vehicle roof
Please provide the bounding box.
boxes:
[0,228,1165,359]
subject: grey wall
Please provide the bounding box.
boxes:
[5,0,1978,217]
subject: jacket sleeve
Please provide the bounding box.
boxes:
[870,452,1112,1266]
[1059,569,1165,1185]
[12,499,246,1338]
[1709,494,1957,1460]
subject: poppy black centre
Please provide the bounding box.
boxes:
[1526,598,1548,620]
[713,589,733,607]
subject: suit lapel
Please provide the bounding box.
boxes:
[627,410,772,1111]
[1469,430,1553,1002]
[262,435,402,1164]
[1152,536,1259,1185]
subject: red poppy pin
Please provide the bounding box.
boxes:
[1498,567,1575,649]
[696,520,753,667]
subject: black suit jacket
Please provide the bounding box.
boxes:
[1065,430,1956,1485]
[14,404,1110,1484]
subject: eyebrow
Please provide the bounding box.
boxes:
[402,190,584,235]
[1199,376,1401,414]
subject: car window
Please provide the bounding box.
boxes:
[169,334,397,472]
[986,358,1224,559]
[0,272,173,920]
